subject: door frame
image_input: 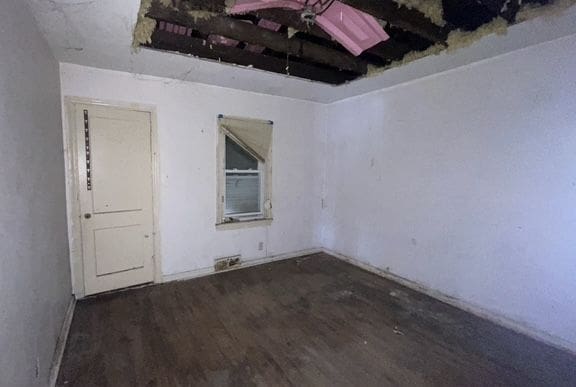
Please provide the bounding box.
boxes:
[63,96,162,298]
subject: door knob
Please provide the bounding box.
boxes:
[84,213,92,219]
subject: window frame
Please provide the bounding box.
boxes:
[216,117,273,228]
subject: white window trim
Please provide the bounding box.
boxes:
[216,117,273,229]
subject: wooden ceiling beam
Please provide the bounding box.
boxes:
[250,8,332,40]
[249,8,413,62]
[181,0,447,42]
[148,1,368,74]
[148,29,358,84]
[367,40,414,62]
[337,0,448,42]
[179,0,226,13]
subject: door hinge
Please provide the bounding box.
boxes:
[83,109,92,191]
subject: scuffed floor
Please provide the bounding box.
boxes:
[58,253,576,386]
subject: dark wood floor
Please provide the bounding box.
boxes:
[58,253,576,386]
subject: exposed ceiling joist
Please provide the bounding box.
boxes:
[181,0,447,42]
[368,40,414,62]
[337,0,449,42]
[147,1,368,74]
[148,29,357,84]
[179,0,226,13]
[249,8,332,40]
[139,0,567,84]
[248,8,413,62]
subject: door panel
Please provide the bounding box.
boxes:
[91,117,148,213]
[94,225,145,276]
[75,103,155,295]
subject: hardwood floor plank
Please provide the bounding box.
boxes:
[57,253,576,386]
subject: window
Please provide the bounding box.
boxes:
[225,137,261,216]
[217,115,272,226]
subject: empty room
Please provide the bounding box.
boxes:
[2,0,576,386]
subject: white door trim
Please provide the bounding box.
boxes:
[63,96,162,298]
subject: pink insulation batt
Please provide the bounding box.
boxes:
[229,0,389,56]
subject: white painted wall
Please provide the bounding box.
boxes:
[60,63,323,282]
[0,2,72,386]
[319,34,576,351]
[59,32,576,353]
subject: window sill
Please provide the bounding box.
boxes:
[216,218,273,231]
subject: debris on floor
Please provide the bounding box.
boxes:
[393,326,405,335]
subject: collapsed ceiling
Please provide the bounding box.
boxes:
[134,0,574,84]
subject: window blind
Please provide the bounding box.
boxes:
[219,116,272,161]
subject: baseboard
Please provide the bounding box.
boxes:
[324,248,576,355]
[163,248,323,283]
[49,296,76,387]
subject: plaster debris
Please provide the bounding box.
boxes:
[133,16,157,47]
[334,289,354,300]
[444,16,509,53]
[394,0,445,26]
[393,326,405,335]
[133,0,219,48]
[225,0,237,12]
[131,0,575,82]
[516,0,576,22]
[132,0,171,48]
[187,10,218,21]
[367,42,444,75]
[368,16,508,76]
[287,27,299,39]
[367,0,575,78]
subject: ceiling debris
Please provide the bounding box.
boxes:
[133,0,576,84]
[287,27,299,39]
[517,0,576,21]
[444,16,508,53]
[133,16,156,47]
[133,0,169,47]
[226,1,391,56]
[393,0,446,26]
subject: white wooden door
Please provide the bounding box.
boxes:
[75,104,155,295]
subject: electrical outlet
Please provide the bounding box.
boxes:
[258,241,264,251]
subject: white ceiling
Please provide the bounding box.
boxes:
[25,0,576,103]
